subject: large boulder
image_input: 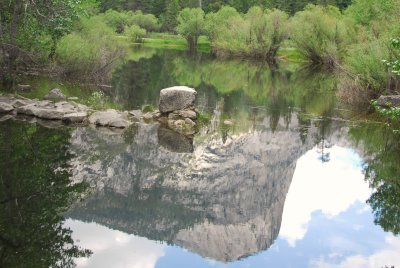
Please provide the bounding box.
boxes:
[159,86,197,113]
[377,95,400,108]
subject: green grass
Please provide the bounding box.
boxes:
[140,32,211,53]
[277,47,306,62]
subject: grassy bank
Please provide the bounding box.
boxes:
[141,33,211,53]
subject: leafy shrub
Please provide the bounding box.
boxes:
[128,11,160,32]
[290,5,350,66]
[208,7,288,60]
[55,16,127,80]
[100,9,159,33]
[126,25,147,43]
[338,39,390,106]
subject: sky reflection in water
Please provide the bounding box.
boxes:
[66,145,400,268]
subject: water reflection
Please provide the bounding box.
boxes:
[0,120,91,268]
[280,146,371,247]
[64,140,400,268]
[0,48,399,267]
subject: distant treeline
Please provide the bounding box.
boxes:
[99,0,352,19]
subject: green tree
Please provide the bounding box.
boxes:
[176,8,206,51]
[290,4,350,66]
[0,0,94,78]
[161,0,182,32]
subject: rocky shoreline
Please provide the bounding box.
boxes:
[0,86,199,136]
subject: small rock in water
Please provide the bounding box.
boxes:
[44,88,66,100]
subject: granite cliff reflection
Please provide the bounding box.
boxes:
[66,108,344,262]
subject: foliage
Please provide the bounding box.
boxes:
[206,6,289,60]
[338,39,390,106]
[204,6,241,42]
[0,0,96,72]
[290,4,350,66]
[87,91,109,109]
[101,9,159,33]
[382,38,400,77]
[372,100,400,134]
[126,25,147,43]
[129,10,160,32]
[55,16,127,80]
[176,8,206,50]
[160,0,181,32]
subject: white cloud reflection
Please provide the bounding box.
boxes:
[279,146,371,247]
[312,236,400,268]
[64,219,166,268]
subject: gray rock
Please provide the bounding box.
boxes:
[17,104,36,115]
[63,112,87,123]
[168,112,181,120]
[129,110,143,118]
[143,112,154,121]
[159,86,197,113]
[89,109,131,128]
[11,99,30,108]
[34,108,66,120]
[0,102,14,113]
[377,95,400,108]
[44,88,66,100]
[179,109,197,119]
[185,118,196,127]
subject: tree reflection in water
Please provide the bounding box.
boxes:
[0,120,91,268]
[350,122,400,235]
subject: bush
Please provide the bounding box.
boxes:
[125,25,147,43]
[338,39,390,106]
[290,5,350,66]
[102,9,130,33]
[55,16,127,80]
[208,7,288,60]
[128,11,160,32]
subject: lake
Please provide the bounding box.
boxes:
[0,47,399,268]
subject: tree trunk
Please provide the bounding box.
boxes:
[8,0,22,75]
[187,36,197,52]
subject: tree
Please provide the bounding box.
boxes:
[161,0,181,32]
[176,8,206,51]
[0,0,94,78]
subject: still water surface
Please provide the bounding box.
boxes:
[0,48,399,268]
